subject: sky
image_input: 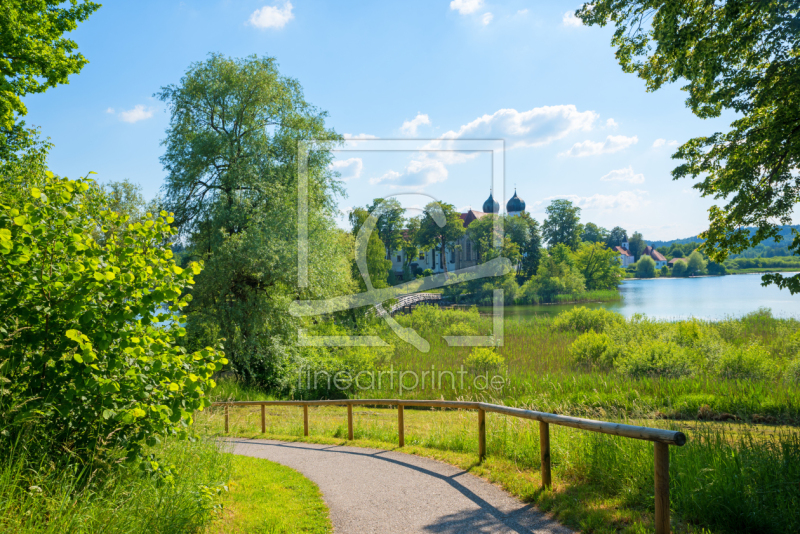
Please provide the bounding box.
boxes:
[24,0,744,241]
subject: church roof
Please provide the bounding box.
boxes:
[482,192,500,214]
[506,190,526,213]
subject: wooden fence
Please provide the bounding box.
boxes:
[212,399,686,534]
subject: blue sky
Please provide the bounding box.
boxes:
[25,0,742,241]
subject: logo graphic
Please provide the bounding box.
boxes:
[290,139,510,352]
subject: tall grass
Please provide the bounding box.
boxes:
[0,434,230,533]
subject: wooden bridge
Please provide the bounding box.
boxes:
[369,292,443,317]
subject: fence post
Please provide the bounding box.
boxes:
[261,404,266,433]
[654,442,670,534]
[478,408,486,461]
[303,404,309,437]
[539,421,551,488]
[398,404,405,447]
[224,404,229,434]
[347,403,354,440]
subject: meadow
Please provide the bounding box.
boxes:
[205,305,800,534]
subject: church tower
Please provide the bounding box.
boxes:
[506,190,526,217]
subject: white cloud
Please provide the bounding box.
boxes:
[442,105,597,148]
[559,135,638,157]
[450,0,483,15]
[481,12,493,25]
[105,107,115,114]
[329,157,363,181]
[400,113,431,136]
[517,9,528,15]
[343,133,378,140]
[248,1,294,29]
[653,138,679,148]
[369,159,448,189]
[118,105,154,123]
[543,191,649,211]
[606,118,618,129]
[562,10,582,27]
[600,166,645,184]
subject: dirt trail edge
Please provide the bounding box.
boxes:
[228,438,575,534]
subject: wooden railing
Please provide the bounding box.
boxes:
[213,399,686,534]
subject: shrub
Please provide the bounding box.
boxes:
[687,250,707,275]
[635,256,657,278]
[465,347,505,375]
[672,260,687,277]
[615,340,695,378]
[552,306,623,333]
[570,331,613,368]
[0,174,223,461]
[786,358,800,384]
[715,344,776,380]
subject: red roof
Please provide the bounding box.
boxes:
[615,246,631,257]
[460,210,487,228]
[643,245,667,262]
[668,257,685,265]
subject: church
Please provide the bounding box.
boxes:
[388,191,526,280]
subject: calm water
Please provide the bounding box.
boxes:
[483,273,800,320]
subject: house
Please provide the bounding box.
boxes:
[642,245,668,269]
[667,257,685,267]
[388,191,522,279]
[614,240,635,267]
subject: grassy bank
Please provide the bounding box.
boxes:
[209,455,331,534]
[0,436,230,533]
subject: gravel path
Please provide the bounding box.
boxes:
[228,438,574,534]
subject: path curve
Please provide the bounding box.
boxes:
[228,438,574,534]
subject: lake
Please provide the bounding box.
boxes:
[483,273,800,320]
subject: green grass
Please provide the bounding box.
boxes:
[0,435,231,533]
[207,455,331,534]
[553,289,622,304]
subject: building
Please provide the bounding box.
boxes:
[614,240,635,267]
[388,191,525,280]
[642,245,667,269]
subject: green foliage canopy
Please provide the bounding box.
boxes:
[574,242,625,289]
[579,0,800,292]
[636,255,657,278]
[0,0,100,159]
[542,199,583,250]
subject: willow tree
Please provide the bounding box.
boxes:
[579,1,800,292]
[157,54,352,387]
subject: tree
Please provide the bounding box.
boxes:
[415,202,465,275]
[157,55,352,386]
[100,179,161,243]
[672,259,688,277]
[579,1,800,293]
[0,173,222,460]
[636,255,657,278]
[507,213,543,279]
[348,207,391,290]
[401,216,421,277]
[367,197,405,259]
[583,222,609,243]
[686,250,707,276]
[574,242,625,289]
[0,1,100,161]
[542,199,583,250]
[606,226,628,248]
[465,214,500,263]
[627,231,646,261]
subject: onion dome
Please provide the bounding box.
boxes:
[506,190,526,213]
[482,192,499,213]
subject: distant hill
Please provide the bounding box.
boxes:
[649,225,800,249]
[648,225,800,260]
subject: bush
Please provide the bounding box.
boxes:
[786,358,800,383]
[552,306,623,333]
[0,174,223,461]
[687,250,707,275]
[569,331,613,368]
[672,260,688,277]
[635,256,657,278]
[715,344,776,380]
[465,347,505,375]
[615,340,695,378]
